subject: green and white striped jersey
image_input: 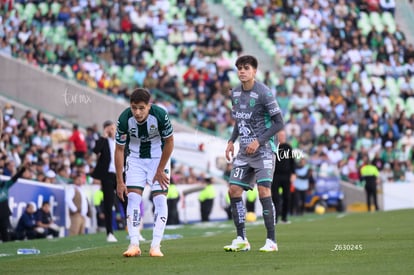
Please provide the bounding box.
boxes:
[115,104,173,159]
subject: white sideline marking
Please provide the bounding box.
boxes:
[45,247,97,257]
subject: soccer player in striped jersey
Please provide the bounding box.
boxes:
[115,88,174,257]
[224,55,284,252]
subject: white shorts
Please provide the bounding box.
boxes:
[125,157,171,193]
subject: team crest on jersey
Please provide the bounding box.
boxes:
[249,98,256,107]
[129,128,137,137]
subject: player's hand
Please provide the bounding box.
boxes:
[116,181,128,202]
[225,142,234,161]
[245,139,259,155]
[154,169,169,190]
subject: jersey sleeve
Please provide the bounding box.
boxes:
[263,89,282,117]
[115,108,130,145]
[157,106,174,138]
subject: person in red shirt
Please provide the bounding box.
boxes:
[68,124,87,160]
[120,14,132,33]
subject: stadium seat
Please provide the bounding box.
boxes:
[50,2,61,16]
[381,97,393,113]
[42,25,54,39]
[14,3,24,15]
[122,65,135,80]
[261,39,276,57]
[38,2,49,16]
[382,12,396,33]
[285,77,294,94]
[392,96,405,111]
[257,18,269,32]
[369,12,383,32]
[405,97,414,116]
[109,65,122,78]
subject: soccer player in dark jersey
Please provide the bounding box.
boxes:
[224,55,284,252]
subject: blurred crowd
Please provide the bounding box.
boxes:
[237,0,414,184]
[0,0,241,133]
[0,103,209,186]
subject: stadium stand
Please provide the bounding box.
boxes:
[217,0,414,183]
[1,0,414,198]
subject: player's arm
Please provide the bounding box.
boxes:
[158,135,174,173]
[115,112,129,201]
[156,109,174,190]
[257,112,284,145]
[226,123,239,161]
[257,91,285,145]
[115,143,127,201]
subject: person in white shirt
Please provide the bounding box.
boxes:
[315,91,331,114]
[327,143,343,166]
[285,115,301,137]
[340,118,358,136]
[379,0,396,15]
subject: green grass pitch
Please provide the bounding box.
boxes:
[1,209,413,275]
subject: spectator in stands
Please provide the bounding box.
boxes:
[379,0,396,16]
[68,124,87,160]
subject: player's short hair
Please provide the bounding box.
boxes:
[130,88,151,104]
[235,55,258,69]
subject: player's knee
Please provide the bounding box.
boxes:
[229,184,244,197]
[257,183,272,197]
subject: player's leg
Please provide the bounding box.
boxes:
[150,192,167,257]
[123,157,145,257]
[148,158,170,257]
[224,162,253,252]
[256,155,278,252]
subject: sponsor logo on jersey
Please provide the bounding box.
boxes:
[234,111,252,119]
[250,92,258,99]
[269,107,281,114]
[149,124,157,134]
[120,134,127,142]
[238,120,251,137]
[233,91,242,97]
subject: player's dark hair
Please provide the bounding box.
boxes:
[130,88,151,104]
[235,55,258,69]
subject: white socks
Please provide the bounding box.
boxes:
[126,192,142,245]
[151,194,168,248]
